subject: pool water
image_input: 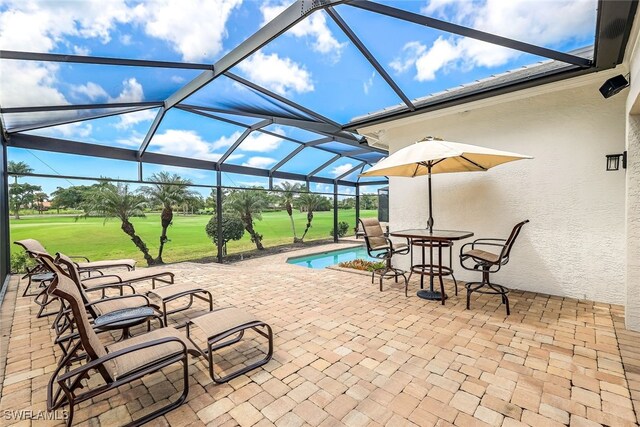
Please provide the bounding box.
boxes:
[287,246,381,269]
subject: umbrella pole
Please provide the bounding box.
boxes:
[427,164,433,233]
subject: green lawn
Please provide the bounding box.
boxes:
[10,209,377,265]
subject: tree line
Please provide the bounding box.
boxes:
[7,161,379,264]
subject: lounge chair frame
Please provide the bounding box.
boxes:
[40,257,199,427]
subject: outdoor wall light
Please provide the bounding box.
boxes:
[599,74,630,99]
[606,151,627,171]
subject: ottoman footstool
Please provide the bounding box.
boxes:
[147,283,213,326]
[186,307,273,383]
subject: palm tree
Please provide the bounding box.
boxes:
[298,192,328,241]
[34,192,48,213]
[224,189,267,250]
[140,172,195,264]
[275,181,304,243]
[88,183,155,266]
[7,161,33,185]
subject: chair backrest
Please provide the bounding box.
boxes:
[500,220,529,262]
[55,253,94,309]
[14,239,48,256]
[39,256,116,382]
[55,253,83,285]
[359,218,388,250]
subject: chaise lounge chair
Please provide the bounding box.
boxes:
[15,238,137,273]
[34,252,159,352]
[14,238,137,299]
[40,257,201,427]
[56,252,174,294]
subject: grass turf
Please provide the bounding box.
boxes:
[10,209,377,265]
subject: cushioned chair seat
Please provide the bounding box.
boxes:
[464,249,500,264]
[190,307,260,338]
[107,327,200,378]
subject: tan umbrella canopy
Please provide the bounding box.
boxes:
[360,137,532,232]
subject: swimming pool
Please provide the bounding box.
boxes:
[287,246,380,269]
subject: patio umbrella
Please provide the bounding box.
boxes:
[360,137,532,232]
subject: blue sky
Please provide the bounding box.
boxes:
[0,0,597,196]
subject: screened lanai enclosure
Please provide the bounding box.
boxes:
[0,0,636,289]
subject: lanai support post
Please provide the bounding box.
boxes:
[216,169,223,264]
[333,182,339,243]
[355,184,360,235]
[0,134,10,290]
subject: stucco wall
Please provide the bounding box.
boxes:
[626,27,640,330]
[382,81,626,304]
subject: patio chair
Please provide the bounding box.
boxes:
[34,252,160,351]
[14,238,137,275]
[459,220,529,315]
[55,252,174,294]
[55,252,211,328]
[40,257,202,427]
[359,218,410,295]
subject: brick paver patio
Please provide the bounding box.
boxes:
[1,242,640,426]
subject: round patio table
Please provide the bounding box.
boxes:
[389,229,474,302]
[94,306,158,341]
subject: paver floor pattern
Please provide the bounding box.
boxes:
[1,242,640,427]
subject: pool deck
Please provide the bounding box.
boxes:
[2,241,640,426]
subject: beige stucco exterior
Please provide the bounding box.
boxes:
[359,66,636,324]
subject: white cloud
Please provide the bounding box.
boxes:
[114,131,145,148]
[261,2,347,62]
[210,131,243,151]
[0,0,131,52]
[171,75,186,84]
[150,129,228,161]
[363,72,376,95]
[393,0,597,81]
[238,50,314,95]
[239,128,285,152]
[132,0,242,62]
[34,121,93,139]
[0,0,130,109]
[114,109,158,130]
[109,78,145,103]
[331,163,354,177]
[148,129,247,162]
[71,82,108,101]
[73,45,91,55]
[238,180,268,187]
[390,41,427,74]
[243,156,277,168]
[414,37,461,81]
[0,61,67,108]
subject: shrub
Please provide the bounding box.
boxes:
[329,221,350,238]
[10,251,33,273]
[205,213,245,255]
[338,259,385,272]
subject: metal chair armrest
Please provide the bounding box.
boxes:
[83,274,124,283]
[473,238,506,244]
[86,294,150,308]
[58,336,187,382]
[68,255,91,262]
[391,237,411,255]
[470,241,508,251]
[83,282,136,295]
